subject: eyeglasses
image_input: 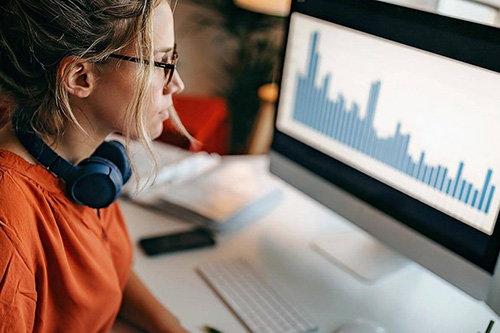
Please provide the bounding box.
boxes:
[108,44,178,87]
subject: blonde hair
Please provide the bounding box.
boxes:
[0,0,188,192]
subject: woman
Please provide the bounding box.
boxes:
[0,0,189,331]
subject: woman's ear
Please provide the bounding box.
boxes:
[58,57,97,98]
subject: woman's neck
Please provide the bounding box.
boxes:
[0,122,107,166]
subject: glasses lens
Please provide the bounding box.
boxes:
[165,68,174,85]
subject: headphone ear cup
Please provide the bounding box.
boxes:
[67,156,124,208]
[92,141,132,184]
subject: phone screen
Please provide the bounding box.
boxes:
[139,228,215,256]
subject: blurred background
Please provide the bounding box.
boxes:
[160,0,500,155]
[162,0,289,155]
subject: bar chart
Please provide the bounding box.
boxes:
[276,11,500,234]
[292,32,496,214]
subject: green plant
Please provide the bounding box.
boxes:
[184,0,285,153]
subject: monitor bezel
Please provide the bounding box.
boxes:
[271,0,500,274]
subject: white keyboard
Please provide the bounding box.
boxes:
[197,258,318,333]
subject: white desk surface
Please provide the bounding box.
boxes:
[112,155,500,333]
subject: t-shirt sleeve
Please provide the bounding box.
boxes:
[0,223,37,332]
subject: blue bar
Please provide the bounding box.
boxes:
[306,76,316,127]
[452,162,464,198]
[465,183,473,204]
[293,74,302,121]
[299,77,307,122]
[440,169,448,191]
[384,137,391,166]
[295,78,307,122]
[427,167,434,185]
[372,135,380,160]
[311,54,321,129]
[370,134,377,159]
[327,102,335,137]
[315,87,323,133]
[379,138,386,161]
[332,95,342,139]
[312,86,321,131]
[485,186,496,214]
[411,161,418,178]
[391,125,401,167]
[354,118,364,151]
[347,105,358,147]
[334,98,343,138]
[479,169,493,210]
[398,136,410,171]
[305,53,316,127]
[384,139,391,164]
[338,98,347,140]
[459,180,466,201]
[351,117,360,150]
[368,131,375,157]
[338,103,348,143]
[472,190,479,208]
[391,136,399,168]
[321,76,331,133]
[380,138,387,162]
[324,101,332,136]
[343,106,353,146]
[355,118,363,151]
[364,130,372,156]
[416,152,425,180]
[360,118,369,154]
[317,84,326,133]
[377,138,384,163]
[433,166,442,188]
[404,156,411,175]
[422,166,428,183]
[375,134,388,160]
[446,178,452,195]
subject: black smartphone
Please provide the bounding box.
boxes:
[139,228,216,256]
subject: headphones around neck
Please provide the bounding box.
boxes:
[12,110,132,209]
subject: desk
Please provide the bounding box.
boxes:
[113,156,500,333]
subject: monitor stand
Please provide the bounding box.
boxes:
[313,230,411,332]
[312,229,412,281]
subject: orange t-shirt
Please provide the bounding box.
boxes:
[0,150,133,332]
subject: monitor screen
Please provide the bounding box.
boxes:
[271,0,500,275]
[278,13,500,236]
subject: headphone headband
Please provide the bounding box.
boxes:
[12,111,75,178]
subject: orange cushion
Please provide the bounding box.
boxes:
[157,95,230,155]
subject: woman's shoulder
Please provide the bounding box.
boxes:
[0,152,54,239]
[0,153,42,197]
[0,160,33,201]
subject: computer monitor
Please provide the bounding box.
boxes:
[269,0,500,314]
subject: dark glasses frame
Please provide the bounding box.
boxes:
[108,44,178,86]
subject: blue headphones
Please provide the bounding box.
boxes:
[12,110,132,209]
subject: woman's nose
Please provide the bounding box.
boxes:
[165,71,185,95]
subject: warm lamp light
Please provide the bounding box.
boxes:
[234,0,291,16]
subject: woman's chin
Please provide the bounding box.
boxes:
[148,122,164,140]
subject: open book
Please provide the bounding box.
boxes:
[119,138,283,232]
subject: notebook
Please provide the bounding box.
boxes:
[119,138,282,231]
